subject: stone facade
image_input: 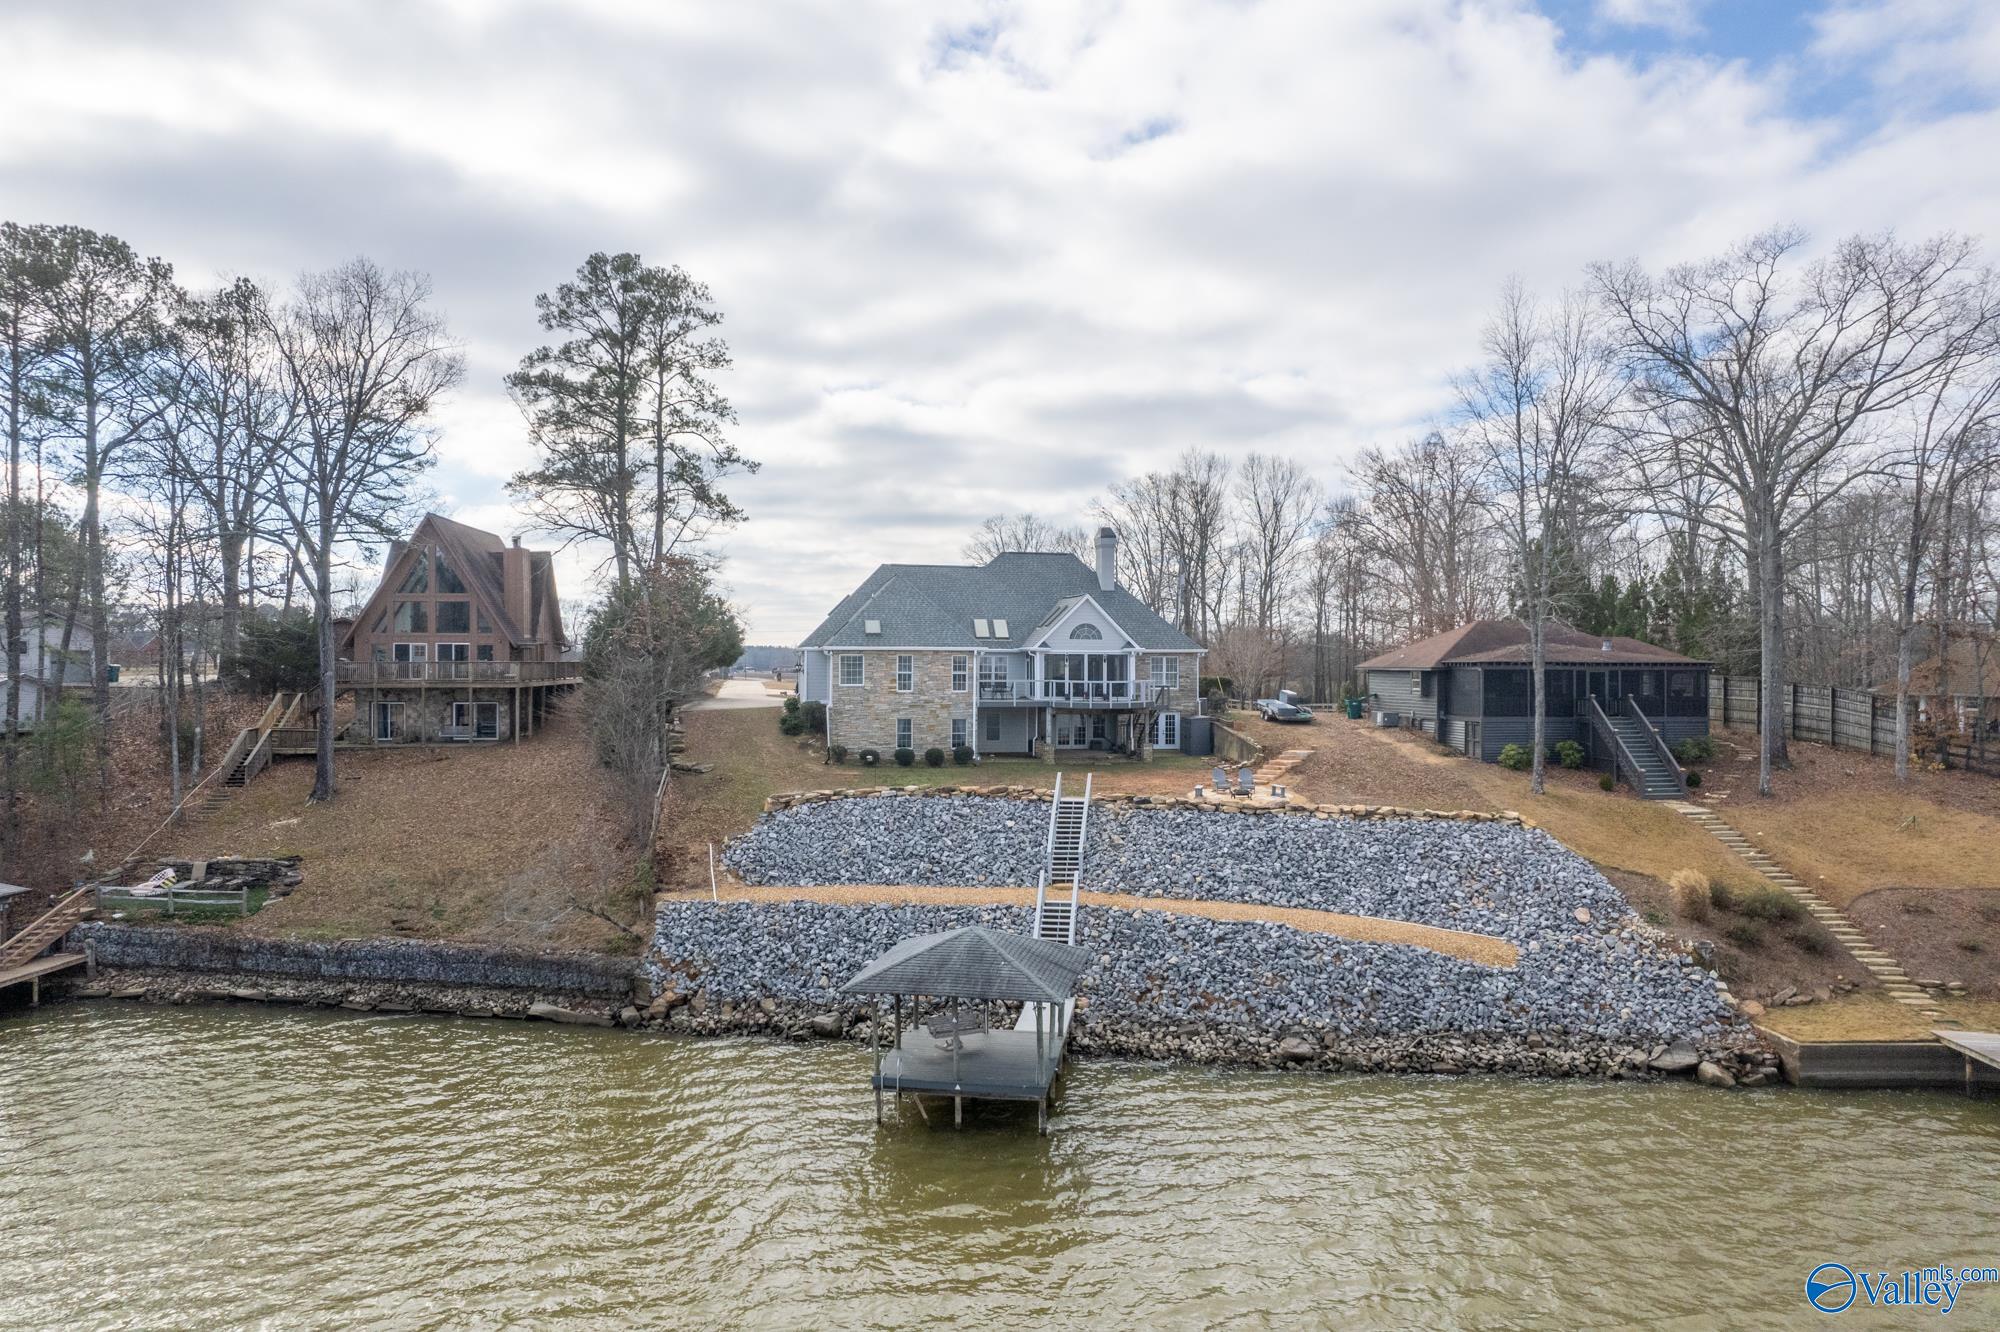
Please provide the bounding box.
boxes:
[827,650,975,756]
[346,687,522,743]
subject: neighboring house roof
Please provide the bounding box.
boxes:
[1872,633,2000,697]
[1358,619,1706,671]
[800,551,1203,652]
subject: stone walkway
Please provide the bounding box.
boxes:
[1667,801,1943,1021]
[667,880,1518,967]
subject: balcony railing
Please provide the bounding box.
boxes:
[975,680,1171,707]
[334,660,582,685]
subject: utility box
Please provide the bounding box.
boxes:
[1180,715,1215,756]
[1374,710,1401,728]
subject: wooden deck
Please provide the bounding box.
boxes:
[0,950,87,1002]
[1935,1029,2000,1090]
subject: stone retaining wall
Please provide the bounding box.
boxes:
[73,924,638,997]
[760,782,1528,827]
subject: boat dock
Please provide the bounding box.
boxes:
[1935,1030,2000,1096]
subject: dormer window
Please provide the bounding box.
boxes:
[972,618,990,638]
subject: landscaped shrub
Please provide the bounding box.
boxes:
[1598,774,1615,792]
[923,746,945,767]
[1684,770,1701,787]
[1668,868,1711,923]
[1735,886,1804,924]
[1671,735,1716,765]
[778,713,806,736]
[1723,921,1763,950]
[952,743,974,765]
[829,744,848,764]
[1497,743,1532,771]
[893,747,915,767]
[1553,739,1586,769]
[798,700,827,734]
[858,748,880,766]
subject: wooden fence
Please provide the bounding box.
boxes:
[1709,674,1997,774]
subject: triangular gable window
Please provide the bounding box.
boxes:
[435,547,467,594]
[396,550,429,594]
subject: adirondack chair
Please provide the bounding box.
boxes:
[1236,766,1254,797]
[1211,765,1229,792]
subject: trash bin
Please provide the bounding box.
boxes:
[1344,697,1363,720]
[106,663,121,683]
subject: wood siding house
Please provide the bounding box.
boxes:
[330,514,577,746]
[1359,620,1710,770]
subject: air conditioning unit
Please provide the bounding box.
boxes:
[1374,710,1401,728]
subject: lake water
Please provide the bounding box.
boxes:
[3,1004,1997,1329]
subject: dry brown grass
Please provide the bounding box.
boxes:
[1668,868,1711,922]
[1726,792,2000,908]
[154,703,643,952]
[1755,992,2000,1042]
[671,880,1517,966]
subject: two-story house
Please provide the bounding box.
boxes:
[333,513,577,745]
[799,528,1206,761]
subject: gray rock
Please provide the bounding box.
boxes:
[1695,1060,1736,1088]
[810,1012,845,1038]
[528,1001,614,1027]
[1650,1041,1700,1073]
[1276,1035,1317,1062]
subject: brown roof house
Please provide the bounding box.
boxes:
[1359,619,1710,798]
[330,514,578,746]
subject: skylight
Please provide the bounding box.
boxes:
[992,618,1009,638]
[972,618,990,638]
[864,619,881,635]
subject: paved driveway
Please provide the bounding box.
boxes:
[684,678,788,710]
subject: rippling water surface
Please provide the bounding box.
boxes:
[4,1005,1998,1329]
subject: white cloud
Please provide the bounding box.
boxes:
[1593,0,1707,37]
[3,0,1998,642]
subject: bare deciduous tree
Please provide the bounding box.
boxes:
[265,258,461,801]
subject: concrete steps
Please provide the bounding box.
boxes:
[1668,802,1944,1020]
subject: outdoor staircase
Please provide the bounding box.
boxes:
[1034,772,1092,946]
[1669,802,1943,1020]
[1608,712,1684,799]
[0,885,97,971]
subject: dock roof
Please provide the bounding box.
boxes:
[840,926,1091,1004]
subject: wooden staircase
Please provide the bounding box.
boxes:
[183,691,290,824]
[0,885,98,971]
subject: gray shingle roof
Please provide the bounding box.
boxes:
[800,552,1203,651]
[839,926,1092,1003]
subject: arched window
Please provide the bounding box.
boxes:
[1068,623,1103,640]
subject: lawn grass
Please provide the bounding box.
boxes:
[1725,792,2000,908]
[154,704,640,951]
[98,887,272,925]
[662,706,1214,855]
[1754,992,2000,1043]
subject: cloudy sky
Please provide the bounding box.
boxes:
[6,0,1999,642]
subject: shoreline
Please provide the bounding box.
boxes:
[29,964,1781,1087]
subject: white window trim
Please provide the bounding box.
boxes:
[951,717,968,747]
[895,654,913,692]
[838,654,864,686]
[950,654,968,692]
[896,718,913,750]
[1150,655,1180,688]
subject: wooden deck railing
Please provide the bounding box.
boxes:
[333,660,581,685]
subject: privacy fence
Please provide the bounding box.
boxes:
[1708,675,1997,777]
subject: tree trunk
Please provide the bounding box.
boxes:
[218,527,245,676]
[311,543,337,802]
[1756,526,1783,797]
[1529,615,1546,797]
